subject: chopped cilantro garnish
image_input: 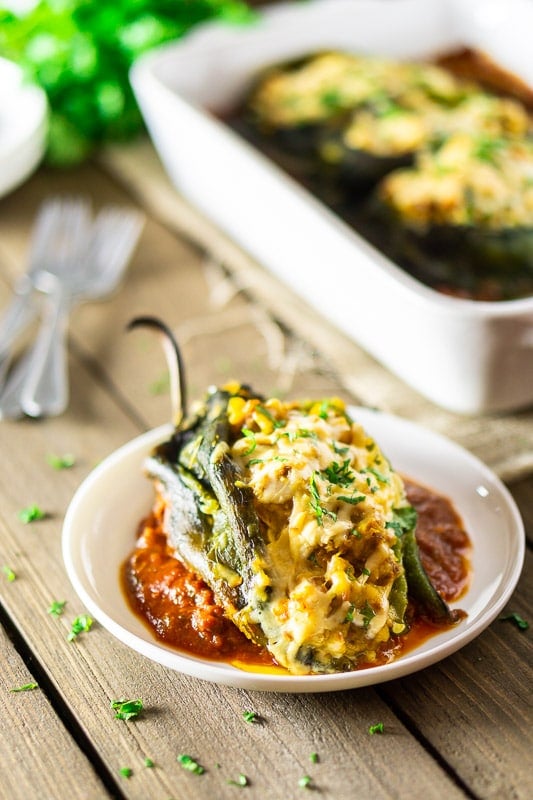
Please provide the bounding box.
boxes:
[309,472,337,525]
[2,565,16,582]
[310,752,319,763]
[386,506,417,538]
[18,505,46,524]
[48,600,67,617]
[361,567,371,577]
[500,612,529,631]
[298,775,312,789]
[332,441,349,455]
[337,494,366,505]
[47,453,75,470]
[227,773,248,787]
[119,767,133,779]
[321,459,354,488]
[256,405,285,429]
[365,466,390,484]
[67,614,93,641]
[177,754,205,775]
[242,710,258,724]
[368,722,385,735]
[247,458,264,466]
[344,604,355,623]
[10,682,39,692]
[361,602,376,629]
[241,428,257,455]
[144,757,154,768]
[111,698,143,720]
[320,89,342,109]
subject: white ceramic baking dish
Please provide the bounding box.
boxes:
[130,0,533,414]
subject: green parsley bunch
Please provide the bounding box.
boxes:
[0,0,254,166]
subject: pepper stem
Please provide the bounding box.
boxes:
[127,316,187,427]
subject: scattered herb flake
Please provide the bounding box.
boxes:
[111,698,144,721]
[361,602,376,629]
[67,614,93,641]
[298,775,312,789]
[47,453,75,470]
[338,493,366,506]
[369,722,385,735]
[149,372,170,395]
[256,405,285,429]
[48,600,67,617]
[18,505,46,524]
[242,711,258,724]
[321,459,354,488]
[344,604,355,623]
[10,682,39,693]
[500,612,529,631]
[119,767,133,779]
[177,754,205,775]
[241,428,257,456]
[310,752,319,763]
[227,773,248,787]
[2,565,16,582]
[144,757,154,768]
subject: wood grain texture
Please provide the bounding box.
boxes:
[0,623,110,799]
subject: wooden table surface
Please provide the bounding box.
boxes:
[0,151,532,800]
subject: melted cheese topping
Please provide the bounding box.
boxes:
[227,396,408,674]
[380,131,533,229]
[248,52,467,129]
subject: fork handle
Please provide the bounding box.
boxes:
[0,279,38,386]
[21,283,71,418]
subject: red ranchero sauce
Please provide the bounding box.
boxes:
[121,479,471,672]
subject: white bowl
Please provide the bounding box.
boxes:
[62,408,525,692]
[130,0,533,415]
[0,57,48,198]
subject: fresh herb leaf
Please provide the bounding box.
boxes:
[386,506,417,538]
[298,775,312,788]
[10,682,39,692]
[309,472,336,525]
[2,565,16,582]
[149,372,170,395]
[256,405,285,429]
[368,722,385,735]
[48,600,67,617]
[361,602,376,629]
[500,612,529,631]
[309,752,319,763]
[47,453,75,469]
[338,493,366,505]
[0,0,255,166]
[242,710,258,724]
[227,773,248,787]
[119,767,133,779]
[111,698,144,720]
[18,505,46,524]
[144,757,154,768]
[321,459,354,488]
[177,754,205,775]
[67,613,93,641]
[241,428,257,455]
[344,604,355,623]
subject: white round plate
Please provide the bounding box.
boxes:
[62,408,525,692]
[0,57,48,199]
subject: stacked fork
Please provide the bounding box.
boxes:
[0,197,144,419]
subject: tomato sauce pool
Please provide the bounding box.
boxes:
[121,479,471,672]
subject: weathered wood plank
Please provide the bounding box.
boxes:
[379,547,533,800]
[0,621,110,799]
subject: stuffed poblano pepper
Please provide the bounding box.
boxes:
[375,131,533,299]
[145,378,456,675]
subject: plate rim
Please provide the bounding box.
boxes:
[62,408,525,693]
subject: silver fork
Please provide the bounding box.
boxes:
[19,206,144,418]
[0,197,92,390]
